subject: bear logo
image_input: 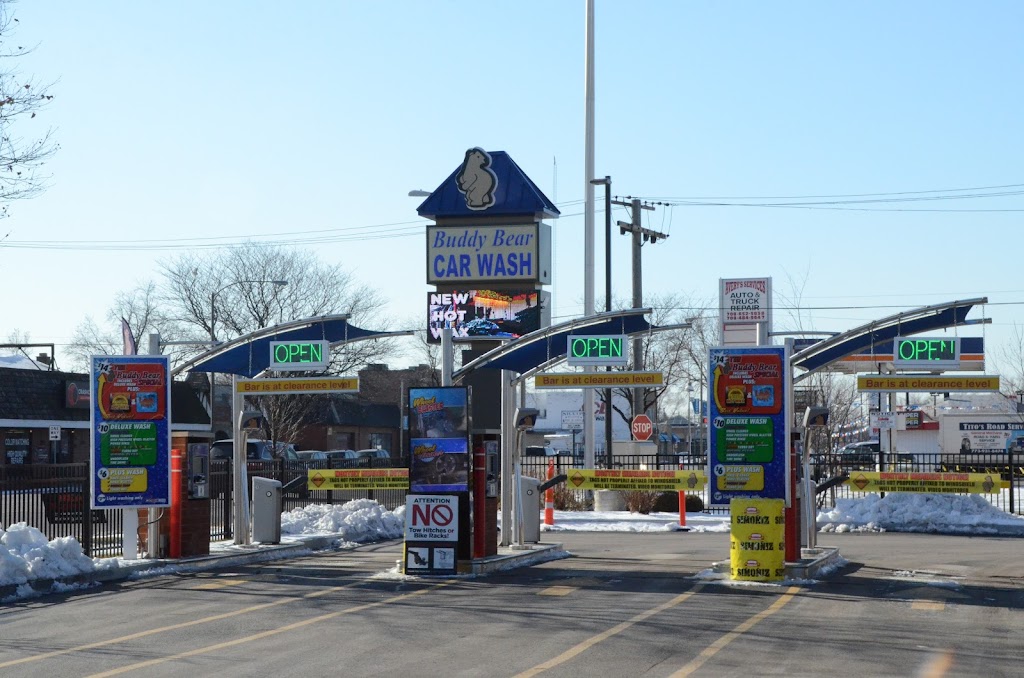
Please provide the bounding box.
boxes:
[456,147,497,210]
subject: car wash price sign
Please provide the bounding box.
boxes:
[90,355,171,509]
[708,346,790,508]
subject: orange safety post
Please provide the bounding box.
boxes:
[544,459,555,526]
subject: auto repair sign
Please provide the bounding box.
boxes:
[404,494,459,541]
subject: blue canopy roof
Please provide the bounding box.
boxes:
[792,299,985,376]
[178,316,388,378]
[454,310,653,380]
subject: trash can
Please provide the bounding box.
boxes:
[519,476,541,543]
[251,477,282,544]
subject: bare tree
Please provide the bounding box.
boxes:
[160,243,397,369]
[0,1,58,217]
[159,243,400,442]
[66,282,185,370]
[596,293,709,429]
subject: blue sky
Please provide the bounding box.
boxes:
[1,2,1022,374]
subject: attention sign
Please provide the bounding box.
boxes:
[566,335,628,366]
[269,340,330,371]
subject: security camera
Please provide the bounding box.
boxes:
[803,406,830,428]
[514,407,540,432]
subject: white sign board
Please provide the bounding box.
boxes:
[404,494,459,542]
[561,410,584,431]
[49,425,61,441]
[877,411,896,430]
[426,223,550,284]
[719,277,771,346]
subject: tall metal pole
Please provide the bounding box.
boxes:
[582,0,597,471]
[592,176,613,469]
[630,198,644,417]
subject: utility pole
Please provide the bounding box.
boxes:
[614,197,668,419]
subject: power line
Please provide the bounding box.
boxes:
[2,181,1023,252]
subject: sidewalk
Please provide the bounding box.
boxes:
[0,532,568,603]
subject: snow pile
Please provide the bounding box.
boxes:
[818,493,1024,534]
[0,523,99,585]
[280,499,405,542]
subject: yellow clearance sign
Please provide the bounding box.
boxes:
[535,371,664,389]
[857,375,999,392]
[236,377,359,395]
[845,471,1006,494]
[307,468,409,490]
[565,468,706,491]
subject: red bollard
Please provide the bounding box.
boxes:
[678,491,687,527]
[169,448,183,559]
[473,445,487,559]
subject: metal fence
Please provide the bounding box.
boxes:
[6,453,1019,558]
[521,453,1024,516]
[0,463,126,558]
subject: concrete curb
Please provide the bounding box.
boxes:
[710,546,844,582]
[0,536,347,601]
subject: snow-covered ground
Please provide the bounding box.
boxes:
[4,494,1024,599]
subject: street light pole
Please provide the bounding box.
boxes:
[687,383,694,457]
[591,176,613,468]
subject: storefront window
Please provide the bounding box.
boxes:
[4,430,31,465]
[368,432,391,453]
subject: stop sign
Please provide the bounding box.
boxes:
[631,414,654,441]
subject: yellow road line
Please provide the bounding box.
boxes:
[538,586,576,597]
[0,580,360,670]
[912,601,946,611]
[192,578,249,590]
[514,585,704,678]
[670,586,800,677]
[85,582,450,677]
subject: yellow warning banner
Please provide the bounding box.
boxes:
[845,471,1006,494]
[857,375,999,392]
[307,468,409,490]
[534,371,664,389]
[236,377,359,395]
[565,468,707,491]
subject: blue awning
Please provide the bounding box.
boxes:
[179,317,390,378]
[455,310,653,378]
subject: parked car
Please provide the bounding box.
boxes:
[356,448,391,460]
[524,445,558,457]
[210,439,299,462]
[296,450,329,462]
[811,441,913,480]
[325,449,361,468]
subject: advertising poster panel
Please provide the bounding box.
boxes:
[403,494,459,575]
[707,346,789,507]
[426,289,546,343]
[90,355,172,509]
[408,387,470,492]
